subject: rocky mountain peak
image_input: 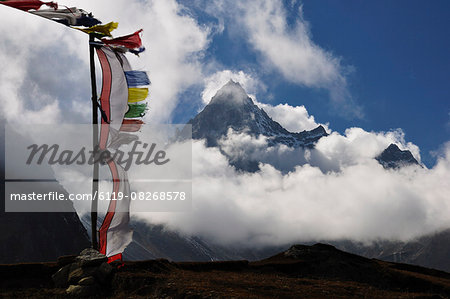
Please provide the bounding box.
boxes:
[376,143,419,169]
[189,81,328,149]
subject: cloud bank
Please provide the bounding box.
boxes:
[257,102,327,133]
[215,125,420,173]
[139,135,449,247]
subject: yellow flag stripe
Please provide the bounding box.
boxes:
[78,22,119,37]
[128,88,149,103]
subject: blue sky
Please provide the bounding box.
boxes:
[173,0,450,167]
[302,0,450,167]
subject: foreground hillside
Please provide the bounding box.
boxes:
[1,244,449,298]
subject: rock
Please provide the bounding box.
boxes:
[57,255,78,267]
[68,266,97,284]
[52,249,115,293]
[95,262,113,284]
[77,248,108,267]
[66,284,98,297]
[52,263,72,288]
[79,276,96,286]
[376,143,419,169]
[98,262,113,276]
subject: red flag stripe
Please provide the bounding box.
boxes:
[120,119,144,132]
[95,47,112,150]
[98,159,120,255]
[0,0,57,11]
[107,253,123,263]
[101,29,143,49]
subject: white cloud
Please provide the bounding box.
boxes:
[0,7,71,125]
[256,102,327,132]
[239,0,362,118]
[243,1,339,85]
[215,123,421,174]
[138,139,449,247]
[218,128,309,172]
[70,0,212,123]
[315,127,422,167]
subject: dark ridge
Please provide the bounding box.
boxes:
[0,121,90,264]
[376,143,419,169]
[2,244,450,298]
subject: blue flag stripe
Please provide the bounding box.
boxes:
[125,71,150,87]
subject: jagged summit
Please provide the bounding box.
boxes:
[189,81,328,148]
[209,80,250,106]
[376,143,419,169]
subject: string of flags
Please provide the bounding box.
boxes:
[0,0,146,56]
[1,0,149,262]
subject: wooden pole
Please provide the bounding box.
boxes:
[89,34,99,250]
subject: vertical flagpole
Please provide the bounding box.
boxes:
[89,34,99,250]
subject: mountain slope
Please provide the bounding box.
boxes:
[0,121,90,263]
[0,165,90,263]
[376,143,419,169]
[189,80,327,148]
[0,155,90,264]
[334,228,450,273]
